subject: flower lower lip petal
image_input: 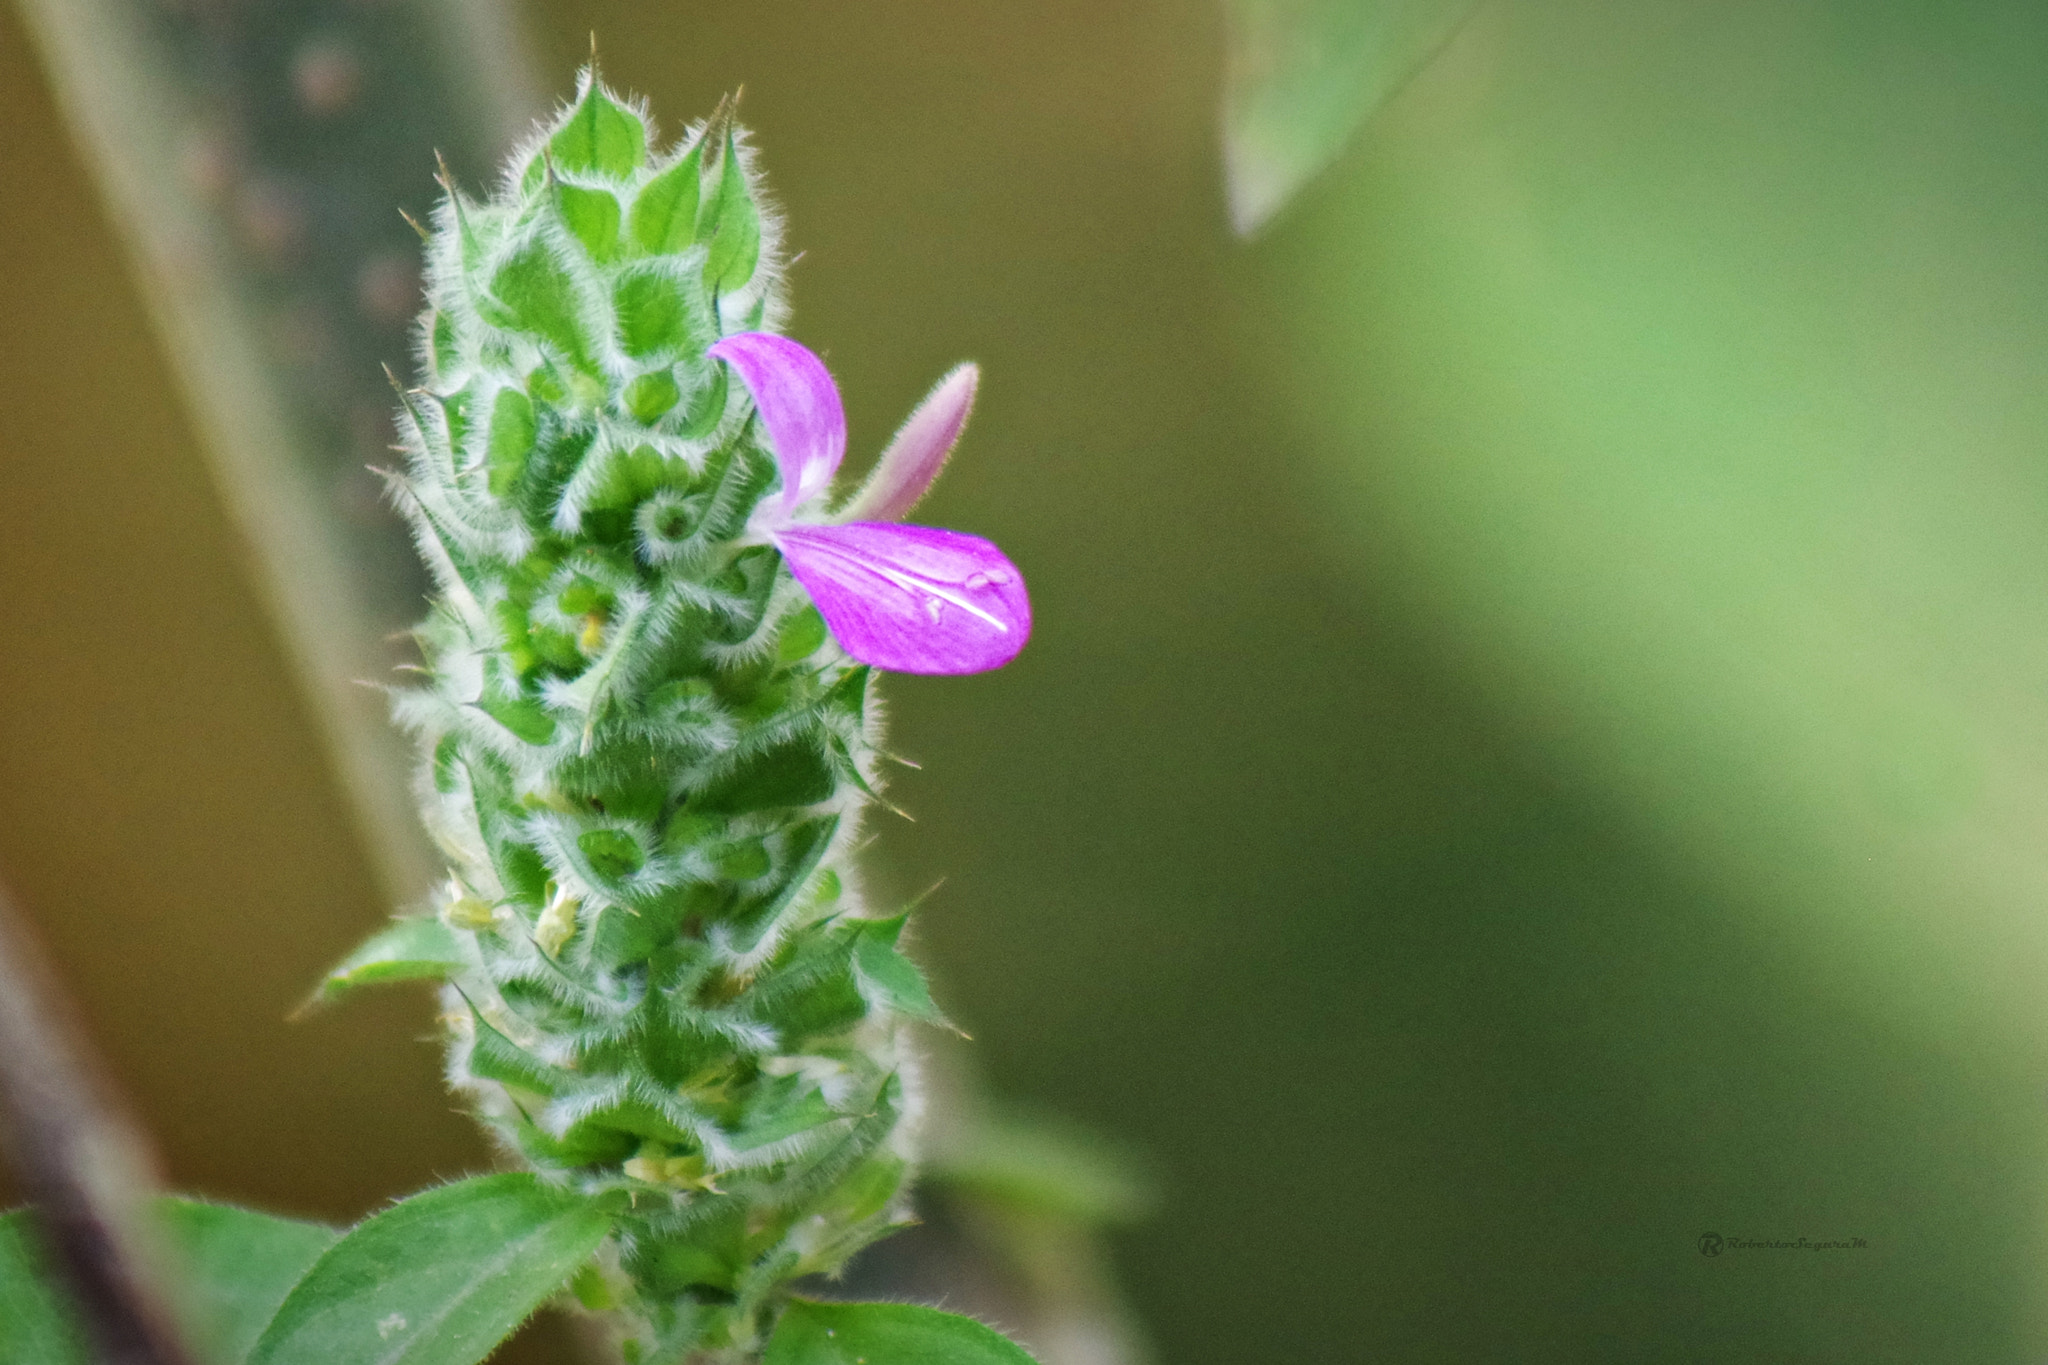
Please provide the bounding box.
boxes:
[774,522,1031,675]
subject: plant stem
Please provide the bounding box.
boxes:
[0,879,198,1365]
[12,0,542,903]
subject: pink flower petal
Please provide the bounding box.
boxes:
[708,332,845,515]
[774,522,1030,675]
[837,363,978,523]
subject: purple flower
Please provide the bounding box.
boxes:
[707,332,1031,676]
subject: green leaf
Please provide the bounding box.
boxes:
[695,738,836,814]
[624,371,681,423]
[434,383,475,464]
[478,695,557,745]
[554,184,622,263]
[700,137,761,293]
[566,1261,615,1312]
[723,817,837,955]
[429,311,460,382]
[247,1174,611,1365]
[487,242,590,365]
[509,1109,636,1170]
[0,1201,339,1365]
[485,387,536,499]
[715,838,771,881]
[552,595,652,744]
[928,1111,1153,1226]
[446,190,491,277]
[549,82,645,179]
[776,606,828,663]
[677,365,729,439]
[724,1085,837,1159]
[613,270,699,360]
[309,918,466,1008]
[628,144,705,255]
[576,827,646,880]
[581,443,673,514]
[850,917,947,1027]
[463,1009,578,1098]
[823,666,871,724]
[1221,0,1480,233]
[809,1153,908,1231]
[159,1199,339,1363]
[588,894,686,970]
[0,1213,86,1365]
[765,1300,1038,1365]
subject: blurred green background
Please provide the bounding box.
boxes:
[6,0,2048,1360]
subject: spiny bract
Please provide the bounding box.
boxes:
[386,70,955,1361]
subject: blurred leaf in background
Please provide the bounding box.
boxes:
[1221,0,1480,232]
[1256,0,2048,1044]
[1245,0,2048,1351]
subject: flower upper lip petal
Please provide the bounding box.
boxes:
[837,363,978,524]
[707,332,845,518]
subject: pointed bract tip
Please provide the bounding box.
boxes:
[703,91,738,155]
[839,363,978,524]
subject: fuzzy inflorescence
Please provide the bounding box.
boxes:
[386,72,966,1361]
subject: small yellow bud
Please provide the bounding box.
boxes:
[623,1144,718,1191]
[663,1154,719,1191]
[444,896,497,930]
[567,369,607,409]
[535,885,582,958]
[580,611,607,652]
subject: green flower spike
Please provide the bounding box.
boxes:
[317,69,1036,1365]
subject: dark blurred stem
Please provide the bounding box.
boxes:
[12,0,544,907]
[0,879,198,1365]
